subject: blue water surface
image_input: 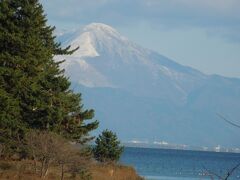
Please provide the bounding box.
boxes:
[120,147,240,180]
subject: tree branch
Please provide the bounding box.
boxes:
[217,113,240,129]
[202,165,224,180]
[224,163,240,179]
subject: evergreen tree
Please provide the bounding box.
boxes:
[0,0,27,152]
[0,0,98,148]
[93,130,124,163]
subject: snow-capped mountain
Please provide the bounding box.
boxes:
[56,23,240,147]
[56,23,206,103]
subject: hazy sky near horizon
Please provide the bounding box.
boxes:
[40,0,240,78]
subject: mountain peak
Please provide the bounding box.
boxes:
[84,23,118,34]
[64,23,120,58]
[63,23,134,58]
[82,23,127,43]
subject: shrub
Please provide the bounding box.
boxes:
[93,130,124,163]
[25,130,91,179]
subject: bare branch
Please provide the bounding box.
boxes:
[202,165,224,180]
[203,162,240,180]
[217,113,240,129]
[224,163,240,179]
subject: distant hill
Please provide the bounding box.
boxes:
[55,23,240,147]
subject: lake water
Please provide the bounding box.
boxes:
[120,147,240,180]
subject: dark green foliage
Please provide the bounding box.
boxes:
[93,130,124,163]
[0,0,98,151]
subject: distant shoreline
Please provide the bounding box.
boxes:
[123,144,240,154]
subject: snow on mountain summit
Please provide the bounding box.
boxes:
[83,23,122,37]
[57,23,121,58]
[61,23,149,61]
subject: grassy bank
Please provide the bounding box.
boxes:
[0,160,143,180]
[90,163,143,180]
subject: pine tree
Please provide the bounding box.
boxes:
[0,0,27,153]
[0,0,98,148]
[93,130,124,163]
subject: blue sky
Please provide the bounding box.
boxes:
[40,0,240,78]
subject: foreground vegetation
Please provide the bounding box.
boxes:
[0,160,143,180]
[0,130,142,179]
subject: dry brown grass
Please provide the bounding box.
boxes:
[0,160,143,180]
[90,163,144,180]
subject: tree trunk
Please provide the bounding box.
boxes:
[40,160,45,178]
[43,161,49,179]
[61,164,64,180]
[33,156,37,174]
